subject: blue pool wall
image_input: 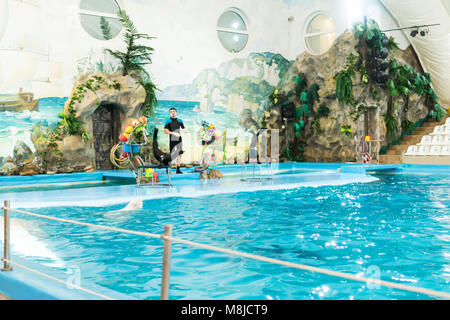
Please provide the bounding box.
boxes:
[0,162,449,299]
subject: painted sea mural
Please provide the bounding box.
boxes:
[0,0,409,173]
[153,52,292,163]
[0,97,64,158]
[0,50,291,167]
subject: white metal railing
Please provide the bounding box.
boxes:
[2,200,450,300]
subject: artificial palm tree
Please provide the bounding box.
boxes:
[105,10,158,117]
[100,16,113,40]
[105,10,155,78]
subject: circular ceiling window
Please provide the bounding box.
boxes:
[304,13,336,55]
[217,8,249,53]
[79,0,122,40]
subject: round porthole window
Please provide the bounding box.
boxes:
[79,0,122,40]
[217,8,249,53]
[303,13,336,55]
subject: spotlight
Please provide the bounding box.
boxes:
[420,29,428,36]
[410,30,419,37]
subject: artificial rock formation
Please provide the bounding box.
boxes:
[200,168,224,180]
[13,141,33,165]
[66,71,146,134]
[63,71,147,170]
[0,140,41,176]
[266,30,428,162]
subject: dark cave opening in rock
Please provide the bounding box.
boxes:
[92,102,123,170]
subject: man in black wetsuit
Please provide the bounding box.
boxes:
[164,108,189,174]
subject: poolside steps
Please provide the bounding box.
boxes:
[379,154,402,164]
[379,116,448,164]
[386,145,410,155]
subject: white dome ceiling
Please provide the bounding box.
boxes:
[382,0,450,106]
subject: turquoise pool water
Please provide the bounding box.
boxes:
[7,171,450,300]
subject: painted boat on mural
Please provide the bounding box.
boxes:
[0,90,39,112]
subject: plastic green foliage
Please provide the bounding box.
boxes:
[399,86,410,96]
[293,75,307,94]
[300,120,305,128]
[389,79,399,97]
[300,92,308,102]
[428,88,438,101]
[404,65,414,75]
[306,84,320,103]
[414,73,422,86]
[302,104,309,116]
[390,59,398,69]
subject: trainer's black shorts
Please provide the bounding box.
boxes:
[170,140,184,157]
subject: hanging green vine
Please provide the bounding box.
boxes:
[334,54,361,106]
[333,18,445,145]
[274,74,322,161]
[138,80,159,118]
[59,75,120,142]
[384,114,398,142]
[401,120,415,135]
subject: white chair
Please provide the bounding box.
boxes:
[428,145,441,155]
[417,145,430,155]
[432,135,444,145]
[441,145,450,156]
[445,125,450,134]
[432,126,445,135]
[419,135,433,145]
[444,135,450,145]
[405,145,418,155]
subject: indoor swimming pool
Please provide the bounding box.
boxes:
[0,164,449,300]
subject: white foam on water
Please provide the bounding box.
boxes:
[0,218,66,268]
[0,126,35,157]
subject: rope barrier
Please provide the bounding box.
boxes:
[0,258,115,300]
[9,208,162,240]
[164,236,450,300]
[5,207,450,300]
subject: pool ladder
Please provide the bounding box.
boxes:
[135,165,172,188]
[240,160,273,181]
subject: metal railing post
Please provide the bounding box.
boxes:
[160,224,172,300]
[2,200,12,271]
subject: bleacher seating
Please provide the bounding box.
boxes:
[404,122,450,157]
[431,125,445,135]
[405,145,418,155]
[419,135,433,145]
[432,135,444,145]
[441,145,450,155]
